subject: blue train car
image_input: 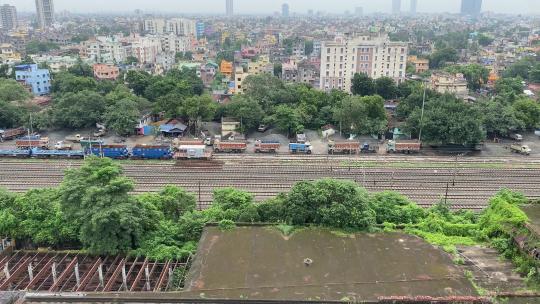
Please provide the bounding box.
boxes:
[289,142,312,154]
[31,149,85,159]
[89,144,129,159]
[131,145,172,160]
[0,149,31,158]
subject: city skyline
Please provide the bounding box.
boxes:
[0,0,539,15]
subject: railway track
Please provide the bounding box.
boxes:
[1,157,539,211]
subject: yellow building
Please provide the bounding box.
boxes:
[0,43,21,65]
[247,55,272,75]
[408,55,429,74]
[233,66,249,94]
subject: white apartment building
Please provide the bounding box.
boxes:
[144,19,166,34]
[130,36,162,64]
[144,18,196,37]
[166,18,196,37]
[320,34,408,93]
[81,36,127,64]
[160,33,192,53]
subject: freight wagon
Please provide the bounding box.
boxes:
[15,137,50,149]
[80,139,105,149]
[213,141,247,153]
[31,149,85,159]
[174,145,212,160]
[386,140,421,154]
[289,142,312,154]
[328,141,360,154]
[0,149,32,158]
[88,144,129,159]
[254,140,281,153]
[0,127,26,141]
[131,145,173,160]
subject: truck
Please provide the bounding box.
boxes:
[65,134,84,143]
[387,140,421,154]
[16,137,50,149]
[328,141,360,154]
[213,141,247,153]
[254,140,281,153]
[174,145,212,160]
[360,143,378,154]
[0,127,26,141]
[510,144,531,155]
[289,142,312,154]
[54,141,73,150]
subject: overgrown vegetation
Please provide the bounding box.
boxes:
[0,158,538,286]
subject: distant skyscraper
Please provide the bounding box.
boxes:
[282,3,290,17]
[460,0,482,16]
[355,7,363,16]
[0,4,18,31]
[35,0,54,29]
[226,0,234,17]
[392,0,401,14]
[410,0,418,14]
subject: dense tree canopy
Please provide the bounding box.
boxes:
[334,95,388,136]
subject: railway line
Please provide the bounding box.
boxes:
[1,156,540,210]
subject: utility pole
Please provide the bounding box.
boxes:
[418,80,427,142]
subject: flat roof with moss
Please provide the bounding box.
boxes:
[182,226,477,302]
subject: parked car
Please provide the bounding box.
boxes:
[510,133,523,141]
[257,124,269,132]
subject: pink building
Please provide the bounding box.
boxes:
[93,64,120,80]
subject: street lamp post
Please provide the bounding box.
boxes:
[418,81,427,142]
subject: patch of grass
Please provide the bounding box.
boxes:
[218,219,236,231]
[275,224,296,236]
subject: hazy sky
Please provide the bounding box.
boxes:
[3,0,540,15]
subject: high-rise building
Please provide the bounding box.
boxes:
[355,7,363,16]
[410,0,418,14]
[226,0,234,17]
[320,34,408,93]
[35,0,54,29]
[282,3,290,17]
[460,0,482,16]
[0,4,18,31]
[392,0,401,14]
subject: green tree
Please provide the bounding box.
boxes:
[477,33,494,47]
[445,64,489,90]
[179,95,218,132]
[52,72,97,94]
[104,98,140,136]
[225,96,265,131]
[374,77,398,100]
[405,94,485,145]
[429,47,458,69]
[513,97,540,129]
[334,95,387,136]
[0,100,27,128]
[370,191,425,225]
[126,70,152,96]
[305,40,314,55]
[67,58,94,77]
[125,56,139,65]
[494,78,523,95]
[270,104,303,137]
[52,90,106,128]
[59,157,153,255]
[351,73,375,96]
[0,79,32,101]
[25,40,60,54]
[475,100,524,136]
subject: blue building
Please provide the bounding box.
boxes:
[196,21,205,39]
[15,64,51,96]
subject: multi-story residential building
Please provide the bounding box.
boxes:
[35,0,54,30]
[93,64,120,80]
[410,0,418,14]
[233,66,248,94]
[166,18,196,37]
[31,55,84,72]
[220,60,233,78]
[144,19,166,34]
[429,72,468,97]
[282,60,320,87]
[15,64,51,96]
[319,34,408,93]
[0,43,21,65]
[80,36,127,64]
[160,33,192,53]
[408,55,429,74]
[130,36,162,64]
[282,61,298,82]
[196,21,205,39]
[282,3,290,18]
[392,0,401,14]
[156,52,176,72]
[292,43,305,58]
[247,55,273,75]
[0,4,17,31]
